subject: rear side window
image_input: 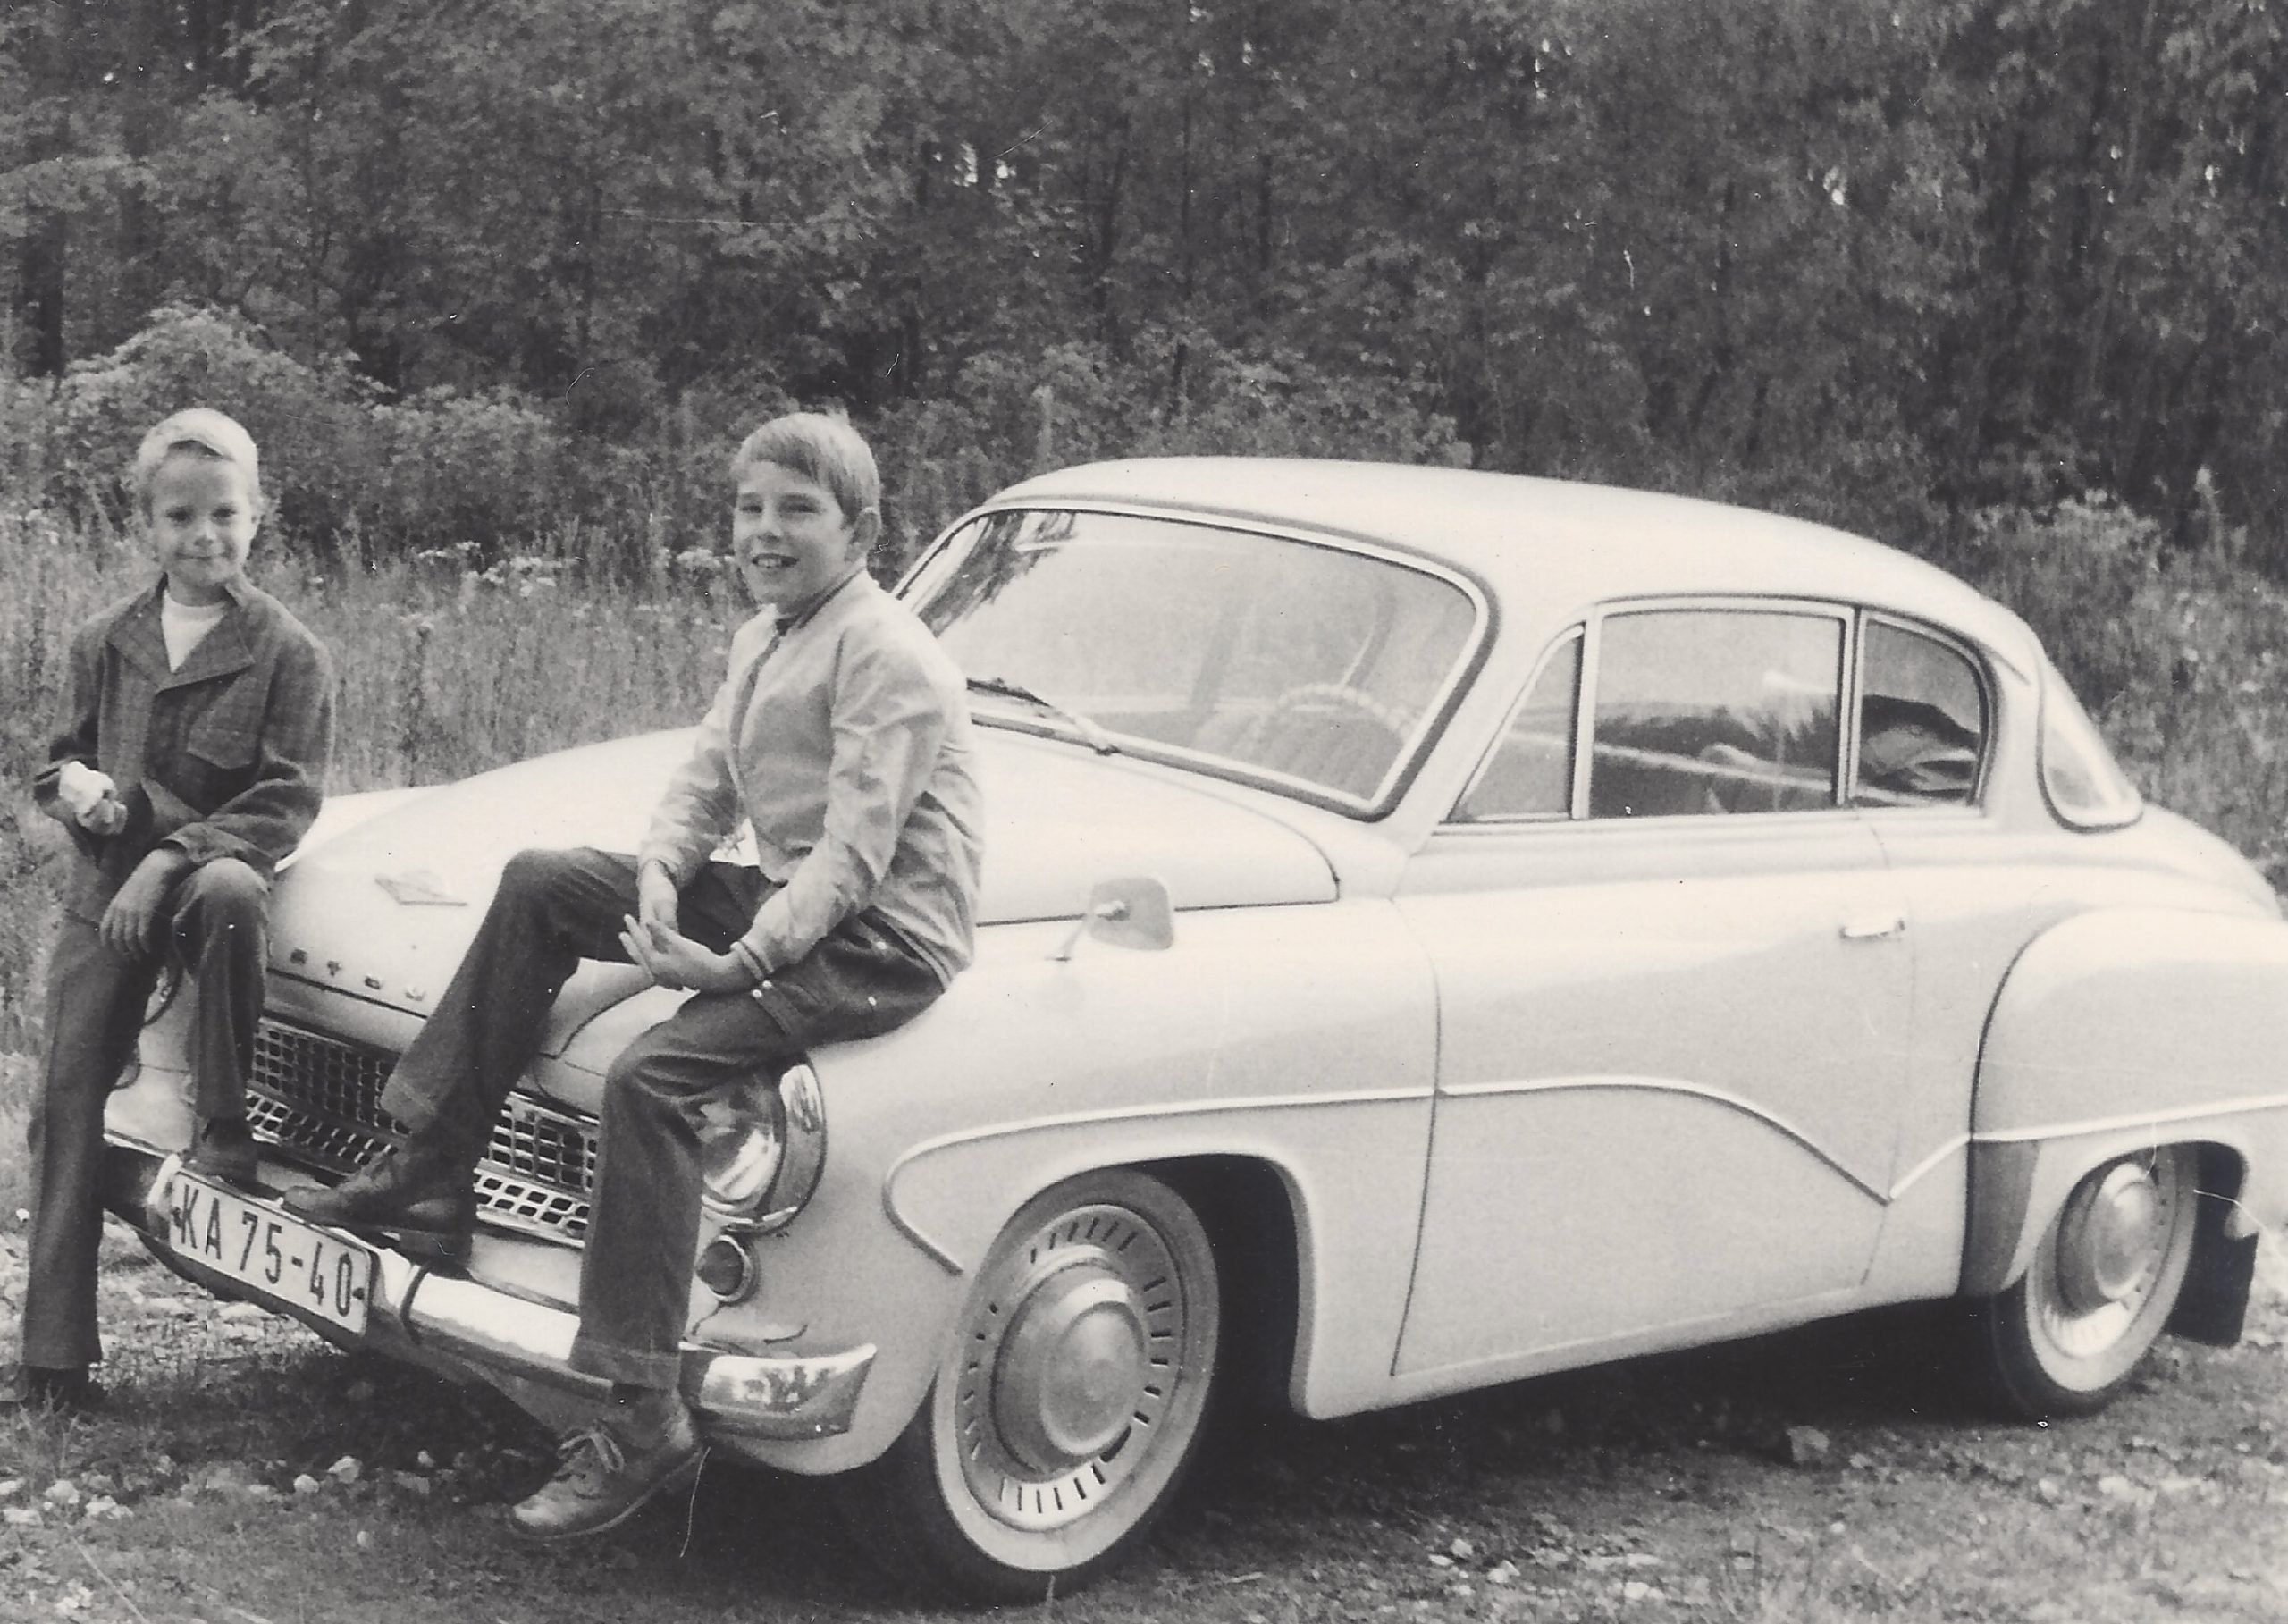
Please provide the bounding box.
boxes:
[2040,658,2142,829]
[1588,609,1844,818]
[1855,621,1985,807]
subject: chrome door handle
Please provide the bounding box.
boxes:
[1839,913,1906,942]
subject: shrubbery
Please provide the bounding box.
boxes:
[4,308,1466,579]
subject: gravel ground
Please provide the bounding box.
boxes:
[4,1216,2288,1621]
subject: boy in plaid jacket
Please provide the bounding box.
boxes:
[8,409,333,1412]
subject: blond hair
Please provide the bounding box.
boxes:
[731,412,879,525]
[132,408,265,515]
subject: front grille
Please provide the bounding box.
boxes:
[247,1020,595,1245]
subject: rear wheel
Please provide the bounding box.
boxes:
[1970,1145,2199,1418]
[843,1169,1222,1602]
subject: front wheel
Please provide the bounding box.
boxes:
[1968,1145,2199,1419]
[840,1169,1222,1602]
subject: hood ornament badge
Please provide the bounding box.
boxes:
[375,869,467,906]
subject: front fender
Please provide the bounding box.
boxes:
[670,899,1436,1471]
[1963,905,2288,1298]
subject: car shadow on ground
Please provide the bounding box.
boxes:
[631,1298,1995,1604]
[35,1277,1998,1611]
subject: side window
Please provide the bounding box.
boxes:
[2038,653,2141,829]
[1455,634,1581,820]
[1855,620,1986,808]
[1588,610,1843,818]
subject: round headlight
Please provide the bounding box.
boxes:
[697,1061,826,1232]
[699,1115,784,1214]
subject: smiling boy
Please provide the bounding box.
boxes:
[286,412,984,1538]
[9,408,333,1412]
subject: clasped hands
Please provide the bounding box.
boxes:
[618,861,753,995]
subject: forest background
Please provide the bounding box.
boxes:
[7,0,2288,1056]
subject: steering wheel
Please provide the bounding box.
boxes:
[1244,682,1410,796]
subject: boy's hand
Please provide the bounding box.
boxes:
[636,861,681,935]
[619,914,749,995]
[79,794,129,837]
[58,762,126,835]
[102,850,189,960]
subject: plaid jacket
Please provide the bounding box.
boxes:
[34,576,335,921]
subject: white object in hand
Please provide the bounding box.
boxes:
[57,761,116,818]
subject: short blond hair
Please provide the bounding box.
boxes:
[730,412,879,526]
[133,408,265,515]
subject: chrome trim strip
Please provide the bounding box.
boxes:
[1887,1134,1969,1201]
[1436,1073,1885,1199]
[883,1085,1433,1272]
[1971,1090,2288,1145]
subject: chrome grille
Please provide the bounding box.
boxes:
[251,1022,393,1145]
[247,1019,594,1245]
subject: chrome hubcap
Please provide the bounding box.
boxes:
[995,1268,1148,1471]
[2054,1161,2163,1316]
[953,1202,1190,1533]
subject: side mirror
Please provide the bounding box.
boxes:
[1051,876,1174,962]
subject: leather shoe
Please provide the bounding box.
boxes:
[1,1364,105,1416]
[282,1140,475,1266]
[184,1116,260,1187]
[510,1392,704,1541]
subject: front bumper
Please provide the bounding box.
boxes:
[104,1140,872,1441]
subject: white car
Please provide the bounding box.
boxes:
[103,459,2288,1597]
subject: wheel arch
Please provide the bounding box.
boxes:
[1137,1154,1305,1413]
[1965,1132,2250,1310]
[890,1143,1310,1413]
[1964,902,2288,1300]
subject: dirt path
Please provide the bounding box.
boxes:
[4,1228,2288,1622]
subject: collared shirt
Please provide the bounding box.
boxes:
[640,570,984,985]
[35,576,335,920]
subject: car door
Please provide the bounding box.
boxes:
[1847,617,2093,1297]
[1392,602,1914,1381]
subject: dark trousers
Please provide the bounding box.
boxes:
[378,847,941,1390]
[23,859,269,1369]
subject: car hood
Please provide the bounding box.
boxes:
[265,726,1337,1027]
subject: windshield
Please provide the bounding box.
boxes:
[905,508,1483,809]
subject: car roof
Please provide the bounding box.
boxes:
[986,458,2043,670]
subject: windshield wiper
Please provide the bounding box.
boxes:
[967,676,1120,755]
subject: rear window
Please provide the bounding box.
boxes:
[1854,620,1986,808]
[2039,659,2142,829]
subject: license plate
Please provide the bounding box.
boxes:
[166,1172,375,1336]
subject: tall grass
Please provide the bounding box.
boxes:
[6,497,2288,1055]
[0,514,740,1052]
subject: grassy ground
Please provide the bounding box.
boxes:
[4,1226,2288,1621]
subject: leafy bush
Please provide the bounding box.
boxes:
[41,305,371,543]
[366,389,576,557]
[873,331,1461,567]
[1940,495,2167,713]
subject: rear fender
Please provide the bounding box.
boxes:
[1964,906,2288,1303]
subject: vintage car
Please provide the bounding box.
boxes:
[100,459,2288,1597]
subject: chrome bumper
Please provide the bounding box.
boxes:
[110,1144,871,1441]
